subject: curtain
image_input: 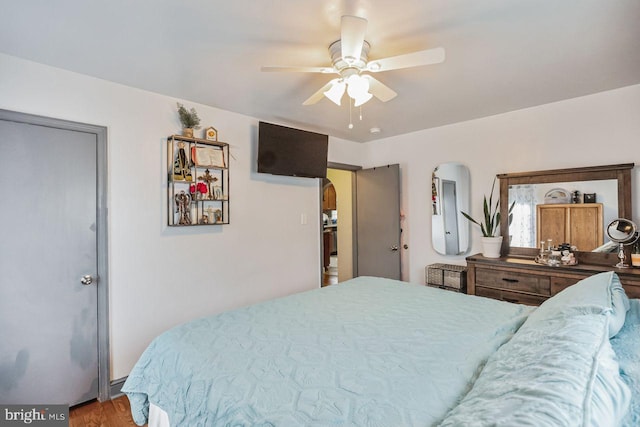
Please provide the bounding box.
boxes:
[509,185,536,247]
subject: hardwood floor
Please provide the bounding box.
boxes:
[322,255,339,287]
[69,395,144,427]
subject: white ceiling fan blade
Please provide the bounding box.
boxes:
[341,15,367,63]
[363,75,397,102]
[302,79,338,105]
[261,66,335,73]
[367,47,445,72]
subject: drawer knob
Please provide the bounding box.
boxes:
[502,278,519,283]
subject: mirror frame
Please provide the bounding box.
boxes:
[498,163,634,265]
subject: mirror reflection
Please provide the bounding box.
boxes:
[432,163,470,255]
[508,179,618,251]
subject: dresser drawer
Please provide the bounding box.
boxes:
[475,268,551,296]
[475,286,548,306]
[551,276,584,295]
[624,284,640,299]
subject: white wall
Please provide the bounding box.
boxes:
[0,53,365,379]
[362,84,640,284]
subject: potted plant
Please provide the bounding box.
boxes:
[461,178,514,258]
[176,103,201,137]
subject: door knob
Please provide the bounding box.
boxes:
[80,275,94,286]
[390,245,399,251]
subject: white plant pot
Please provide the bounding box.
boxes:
[481,236,503,258]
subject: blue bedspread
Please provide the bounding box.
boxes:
[123,276,532,426]
[612,298,640,427]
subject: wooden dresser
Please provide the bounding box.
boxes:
[466,254,640,305]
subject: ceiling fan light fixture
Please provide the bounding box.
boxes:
[353,92,372,107]
[346,74,372,106]
[346,74,368,96]
[324,80,346,105]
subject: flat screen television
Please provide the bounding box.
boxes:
[257,121,328,178]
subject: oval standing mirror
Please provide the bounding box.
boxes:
[432,163,470,255]
[606,218,638,268]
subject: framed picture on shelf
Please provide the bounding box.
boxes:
[204,126,218,141]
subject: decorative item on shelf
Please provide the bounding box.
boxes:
[173,142,192,181]
[191,145,225,168]
[205,206,216,224]
[572,190,581,204]
[189,182,208,200]
[213,209,222,223]
[174,191,192,225]
[543,188,570,204]
[176,103,201,137]
[606,218,638,268]
[583,193,596,203]
[197,169,218,200]
[461,178,514,258]
[204,126,218,141]
[212,185,224,200]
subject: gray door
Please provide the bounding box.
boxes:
[0,119,99,405]
[356,164,401,279]
[442,180,460,255]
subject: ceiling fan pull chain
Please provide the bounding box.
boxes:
[359,105,363,121]
[348,98,354,129]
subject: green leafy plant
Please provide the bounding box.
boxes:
[461,178,515,237]
[176,103,201,129]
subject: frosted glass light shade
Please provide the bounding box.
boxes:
[324,80,346,105]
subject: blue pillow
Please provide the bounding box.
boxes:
[527,272,629,337]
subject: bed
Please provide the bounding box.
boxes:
[123,272,639,426]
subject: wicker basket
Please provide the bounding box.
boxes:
[426,264,467,292]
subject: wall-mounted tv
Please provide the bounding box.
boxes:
[257,121,328,179]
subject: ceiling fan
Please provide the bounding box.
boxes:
[261,15,445,108]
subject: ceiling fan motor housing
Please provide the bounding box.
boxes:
[329,40,370,77]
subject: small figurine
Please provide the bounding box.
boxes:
[561,250,577,265]
[173,142,192,181]
[175,191,192,225]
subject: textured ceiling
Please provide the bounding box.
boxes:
[1,0,639,142]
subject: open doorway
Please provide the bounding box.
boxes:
[321,167,357,286]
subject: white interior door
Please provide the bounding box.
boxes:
[356,164,401,280]
[0,118,100,405]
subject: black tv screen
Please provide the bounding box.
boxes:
[258,122,328,178]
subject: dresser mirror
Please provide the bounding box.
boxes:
[432,162,470,255]
[497,163,634,265]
